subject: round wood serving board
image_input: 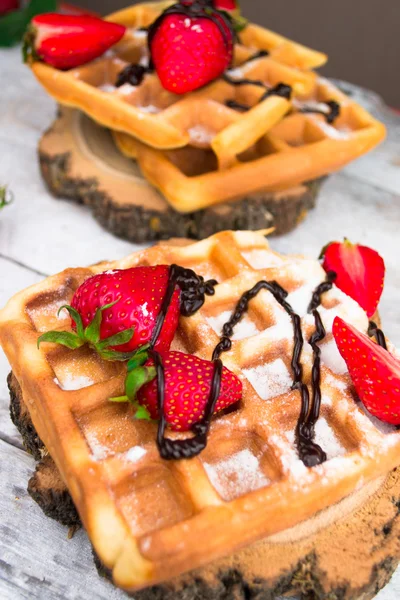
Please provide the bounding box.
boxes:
[38,107,324,243]
[8,373,400,600]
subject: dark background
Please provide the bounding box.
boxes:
[77,0,400,107]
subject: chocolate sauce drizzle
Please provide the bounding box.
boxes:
[308,271,337,313]
[148,265,219,460]
[116,64,153,88]
[223,73,292,102]
[298,99,341,124]
[368,321,387,350]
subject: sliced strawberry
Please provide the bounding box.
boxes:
[333,317,400,424]
[23,13,126,70]
[321,239,385,318]
[114,350,242,432]
[149,3,234,94]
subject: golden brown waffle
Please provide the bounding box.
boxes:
[1,230,399,592]
[29,0,326,151]
[114,76,385,211]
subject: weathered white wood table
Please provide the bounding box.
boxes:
[0,48,399,599]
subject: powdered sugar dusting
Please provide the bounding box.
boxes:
[126,446,147,462]
[206,310,259,340]
[54,374,94,391]
[99,83,117,93]
[314,418,346,459]
[138,104,160,114]
[189,125,214,145]
[242,250,285,270]
[85,431,112,461]
[243,359,292,400]
[203,449,269,500]
[320,340,348,374]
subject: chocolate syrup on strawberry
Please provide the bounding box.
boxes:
[153,350,223,460]
[149,264,218,460]
[368,321,387,350]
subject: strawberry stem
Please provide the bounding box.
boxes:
[37,301,135,361]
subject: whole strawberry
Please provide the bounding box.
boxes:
[148,0,234,94]
[320,239,385,318]
[114,350,242,432]
[23,14,126,70]
[333,317,400,424]
[38,266,180,360]
[0,0,18,16]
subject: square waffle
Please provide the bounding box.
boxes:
[29,1,327,150]
[29,1,385,213]
[1,230,399,592]
[113,74,385,211]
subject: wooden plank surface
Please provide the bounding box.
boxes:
[0,47,400,599]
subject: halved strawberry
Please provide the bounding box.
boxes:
[333,317,400,424]
[23,13,126,70]
[320,239,385,318]
[112,350,242,432]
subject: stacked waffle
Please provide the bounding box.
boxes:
[29,1,385,214]
[1,230,400,591]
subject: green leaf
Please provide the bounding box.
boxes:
[97,328,134,351]
[125,366,156,400]
[57,305,84,339]
[84,301,118,344]
[0,0,57,48]
[127,345,150,371]
[37,331,85,350]
[134,404,153,421]
[98,349,136,362]
[0,186,13,210]
[109,395,130,403]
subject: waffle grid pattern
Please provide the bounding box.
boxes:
[28,1,386,212]
[0,231,399,591]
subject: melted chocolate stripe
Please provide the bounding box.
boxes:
[296,310,327,467]
[368,321,387,350]
[212,280,328,465]
[149,265,218,460]
[298,100,341,124]
[308,271,337,313]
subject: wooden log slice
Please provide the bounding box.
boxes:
[8,371,400,599]
[38,107,324,243]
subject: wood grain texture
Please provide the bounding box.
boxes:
[38,108,322,242]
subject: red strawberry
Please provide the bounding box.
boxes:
[333,317,400,424]
[321,239,385,318]
[117,350,242,431]
[214,0,237,10]
[0,0,18,16]
[23,14,126,70]
[148,2,234,94]
[38,266,180,360]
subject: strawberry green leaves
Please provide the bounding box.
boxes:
[1,0,57,47]
[0,186,13,210]
[37,302,135,361]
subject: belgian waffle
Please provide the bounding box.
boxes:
[1,230,399,592]
[114,73,385,211]
[29,1,326,151]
